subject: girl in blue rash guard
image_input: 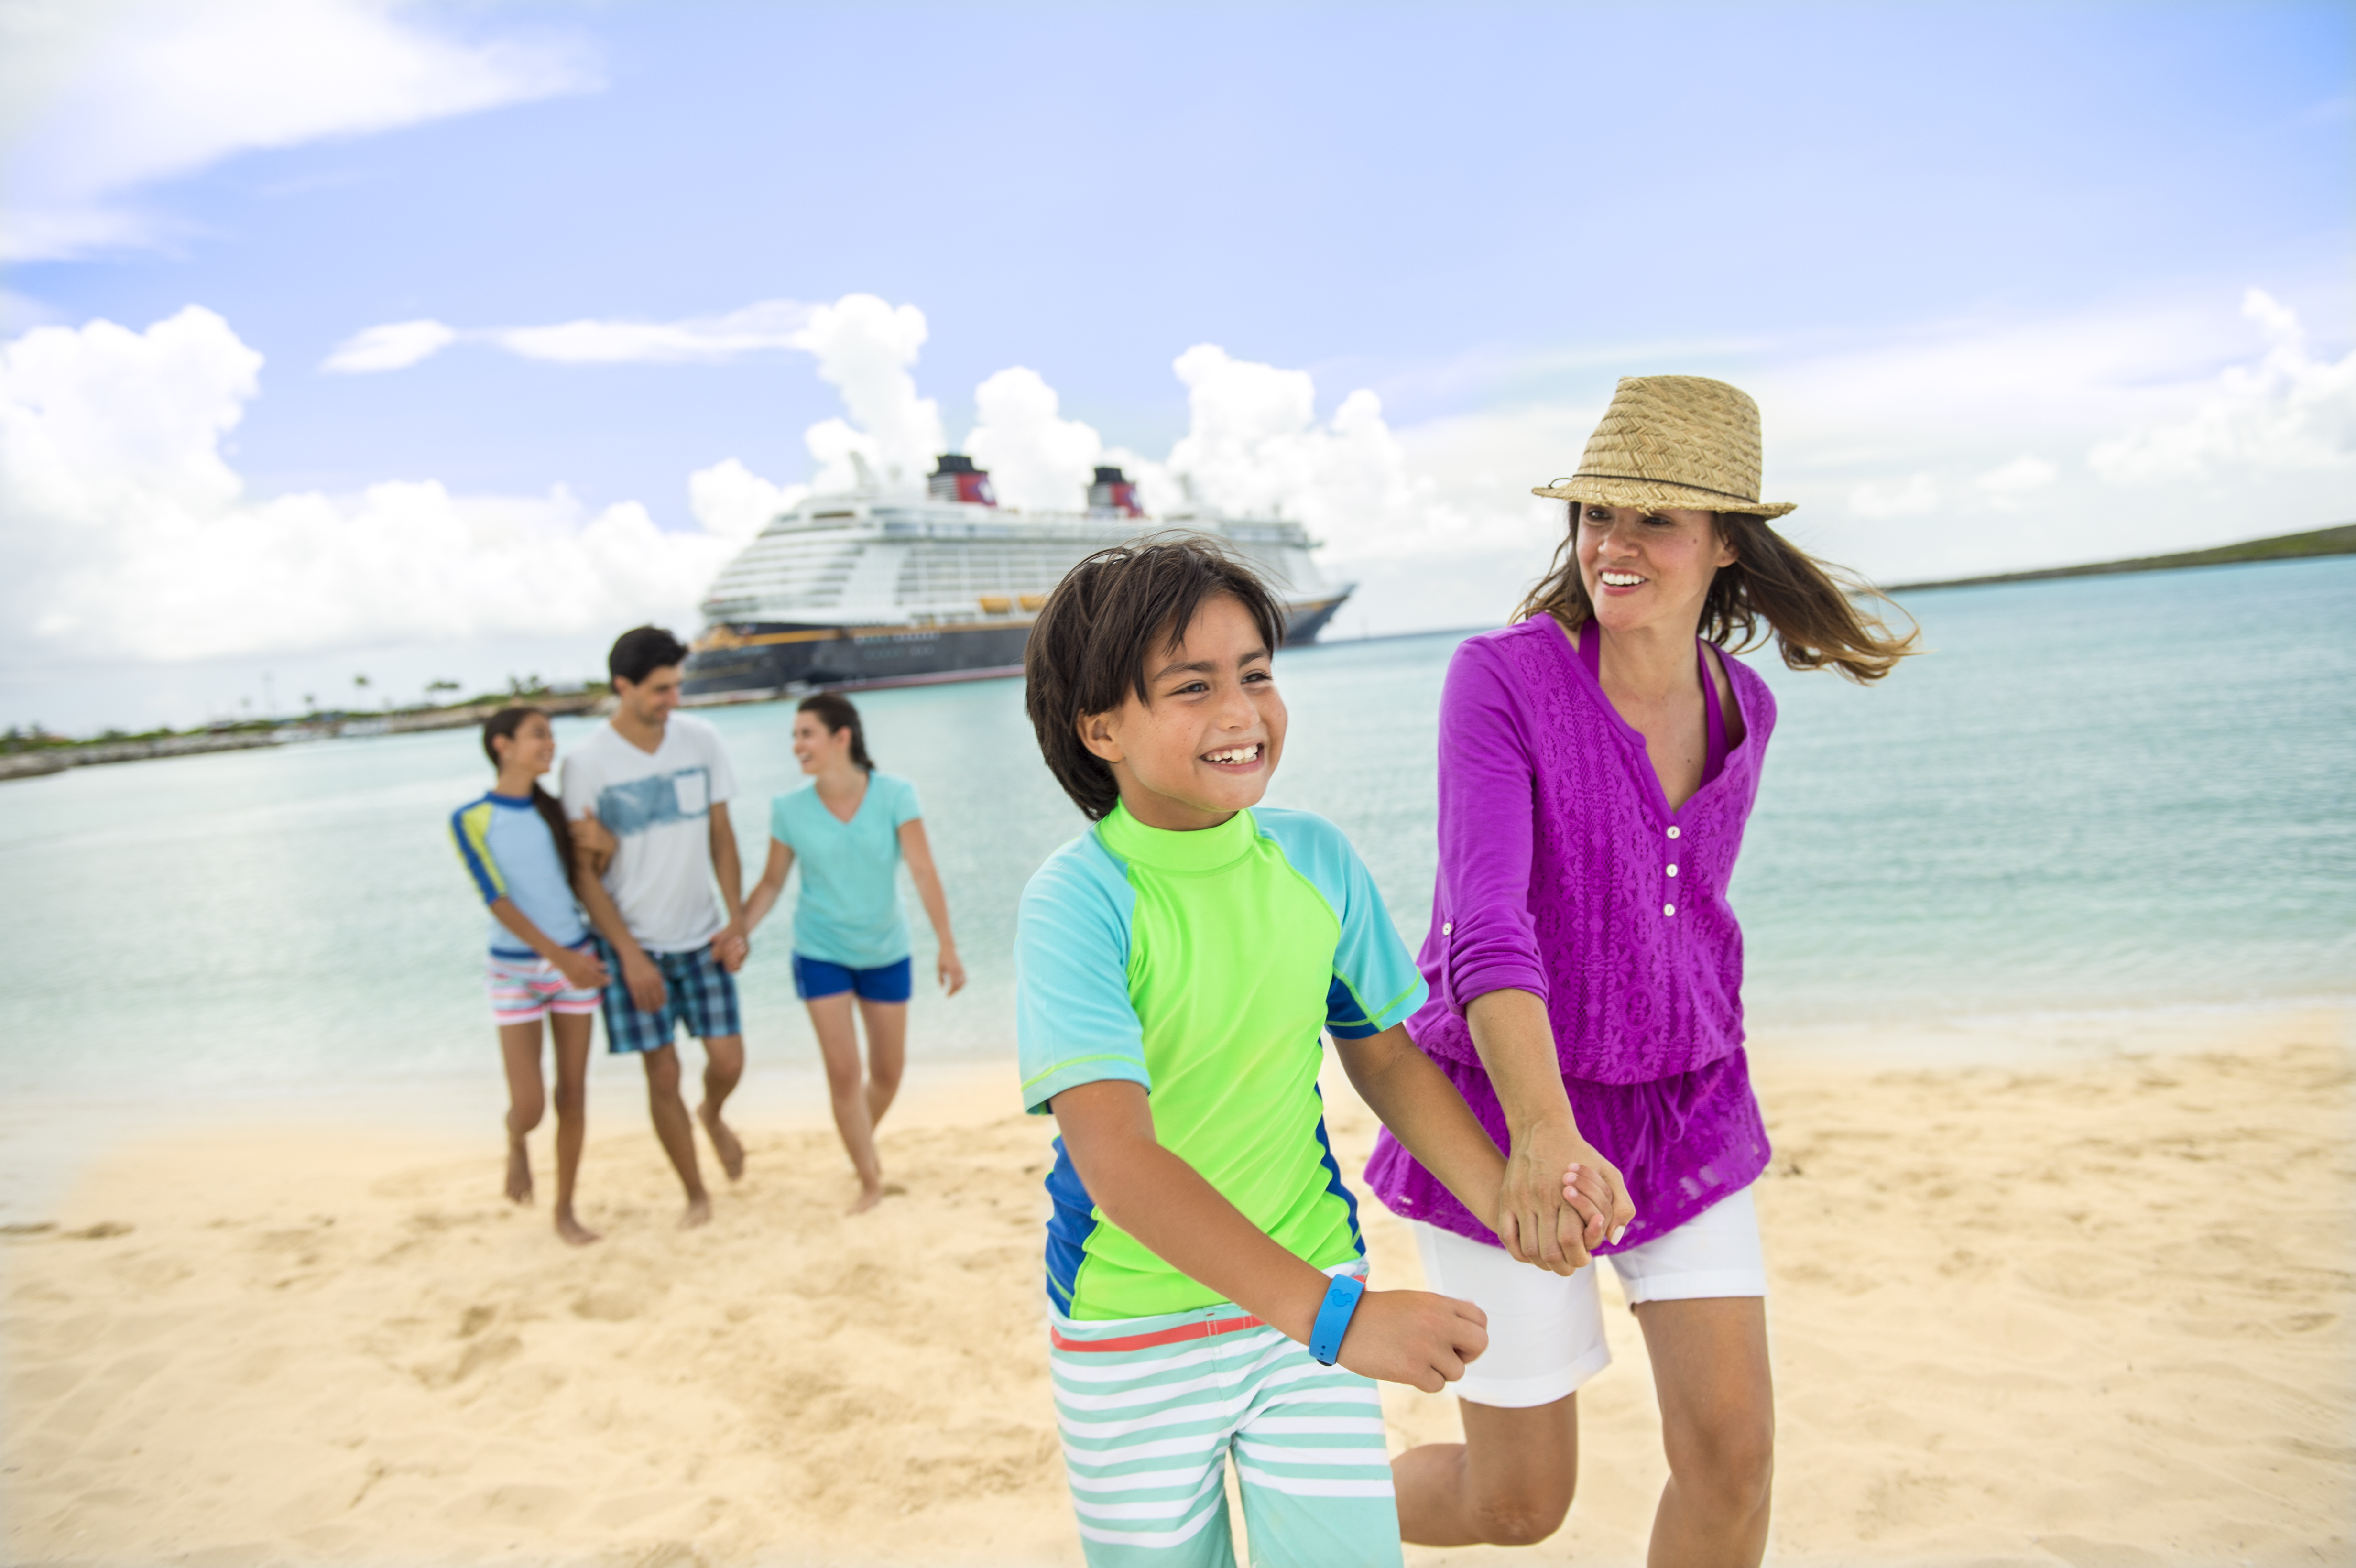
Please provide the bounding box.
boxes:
[450,706,611,1246]
[741,694,965,1214]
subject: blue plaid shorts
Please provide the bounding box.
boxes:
[592,936,742,1055]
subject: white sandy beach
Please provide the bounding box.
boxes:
[4,1005,2350,1567]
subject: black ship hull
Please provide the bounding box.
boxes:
[683,594,1350,702]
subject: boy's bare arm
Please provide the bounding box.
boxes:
[1335,1023,1607,1276]
[1052,1078,1488,1393]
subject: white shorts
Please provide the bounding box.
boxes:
[1409,1185,1767,1410]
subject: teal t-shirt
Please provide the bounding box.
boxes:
[768,772,923,969]
[1015,801,1427,1320]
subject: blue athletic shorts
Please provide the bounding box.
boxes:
[593,936,742,1054]
[791,953,913,1003]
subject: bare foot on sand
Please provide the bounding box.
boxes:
[554,1208,601,1247]
[680,1193,713,1229]
[698,1101,745,1182]
[845,1181,904,1216]
[505,1140,532,1205]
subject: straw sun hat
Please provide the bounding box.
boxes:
[1532,375,1796,519]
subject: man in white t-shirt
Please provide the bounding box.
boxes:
[562,625,750,1228]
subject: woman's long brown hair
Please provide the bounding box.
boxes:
[1515,505,1920,682]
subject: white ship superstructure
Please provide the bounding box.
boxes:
[682,457,1351,699]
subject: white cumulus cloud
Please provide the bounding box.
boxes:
[0,307,741,667]
[795,294,944,490]
[1,0,598,261]
[1154,346,1478,563]
[964,367,1104,512]
[2089,289,2356,484]
[687,458,807,545]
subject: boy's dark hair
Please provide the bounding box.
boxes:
[608,625,689,686]
[797,691,875,773]
[481,706,575,884]
[1024,533,1287,820]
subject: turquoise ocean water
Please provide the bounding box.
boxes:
[0,557,2350,1204]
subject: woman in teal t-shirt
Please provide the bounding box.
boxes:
[742,693,964,1213]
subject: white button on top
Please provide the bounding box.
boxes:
[1668,826,1681,839]
[1441,921,1453,935]
[1666,864,1679,877]
[1663,903,1676,917]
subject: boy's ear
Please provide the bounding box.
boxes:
[1075,709,1125,766]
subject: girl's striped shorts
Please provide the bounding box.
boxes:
[1048,1277,1403,1567]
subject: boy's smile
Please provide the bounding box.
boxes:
[1079,592,1287,832]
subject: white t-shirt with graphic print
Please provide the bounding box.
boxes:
[559,714,738,954]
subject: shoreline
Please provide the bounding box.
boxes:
[1884,520,2356,593]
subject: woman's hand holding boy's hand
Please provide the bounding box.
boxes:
[1561,1163,1626,1250]
[1499,1116,1607,1273]
[1561,1148,1635,1250]
[1337,1289,1490,1394]
[556,947,610,992]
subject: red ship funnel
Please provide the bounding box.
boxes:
[1088,465,1145,519]
[928,454,997,506]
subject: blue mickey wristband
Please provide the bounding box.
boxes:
[1308,1273,1365,1366]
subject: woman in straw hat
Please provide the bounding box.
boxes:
[1365,375,1915,1560]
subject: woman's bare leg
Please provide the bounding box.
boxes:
[1635,1297,1774,1568]
[497,1020,548,1204]
[1393,1394,1579,1546]
[805,993,883,1211]
[548,1013,599,1245]
[854,998,907,1132]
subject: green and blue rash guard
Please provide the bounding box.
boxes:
[1016,801,1429,1322]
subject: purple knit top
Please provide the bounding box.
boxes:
[1366,615,1778,1254]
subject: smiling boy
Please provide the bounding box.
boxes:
[1016,538,1515,1567]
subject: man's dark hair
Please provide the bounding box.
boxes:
[608,625,689,686]
[1024,533,1287,820]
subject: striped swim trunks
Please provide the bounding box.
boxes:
[485,946,601,1025]
[1048,1273,1402,1567]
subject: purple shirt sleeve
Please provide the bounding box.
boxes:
[1432,637,1549,1012]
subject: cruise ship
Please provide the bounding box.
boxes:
[679,457,1353,700]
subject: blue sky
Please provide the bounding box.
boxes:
[2,1,2350,729]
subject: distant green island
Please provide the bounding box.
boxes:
[1889,521,2356,593]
